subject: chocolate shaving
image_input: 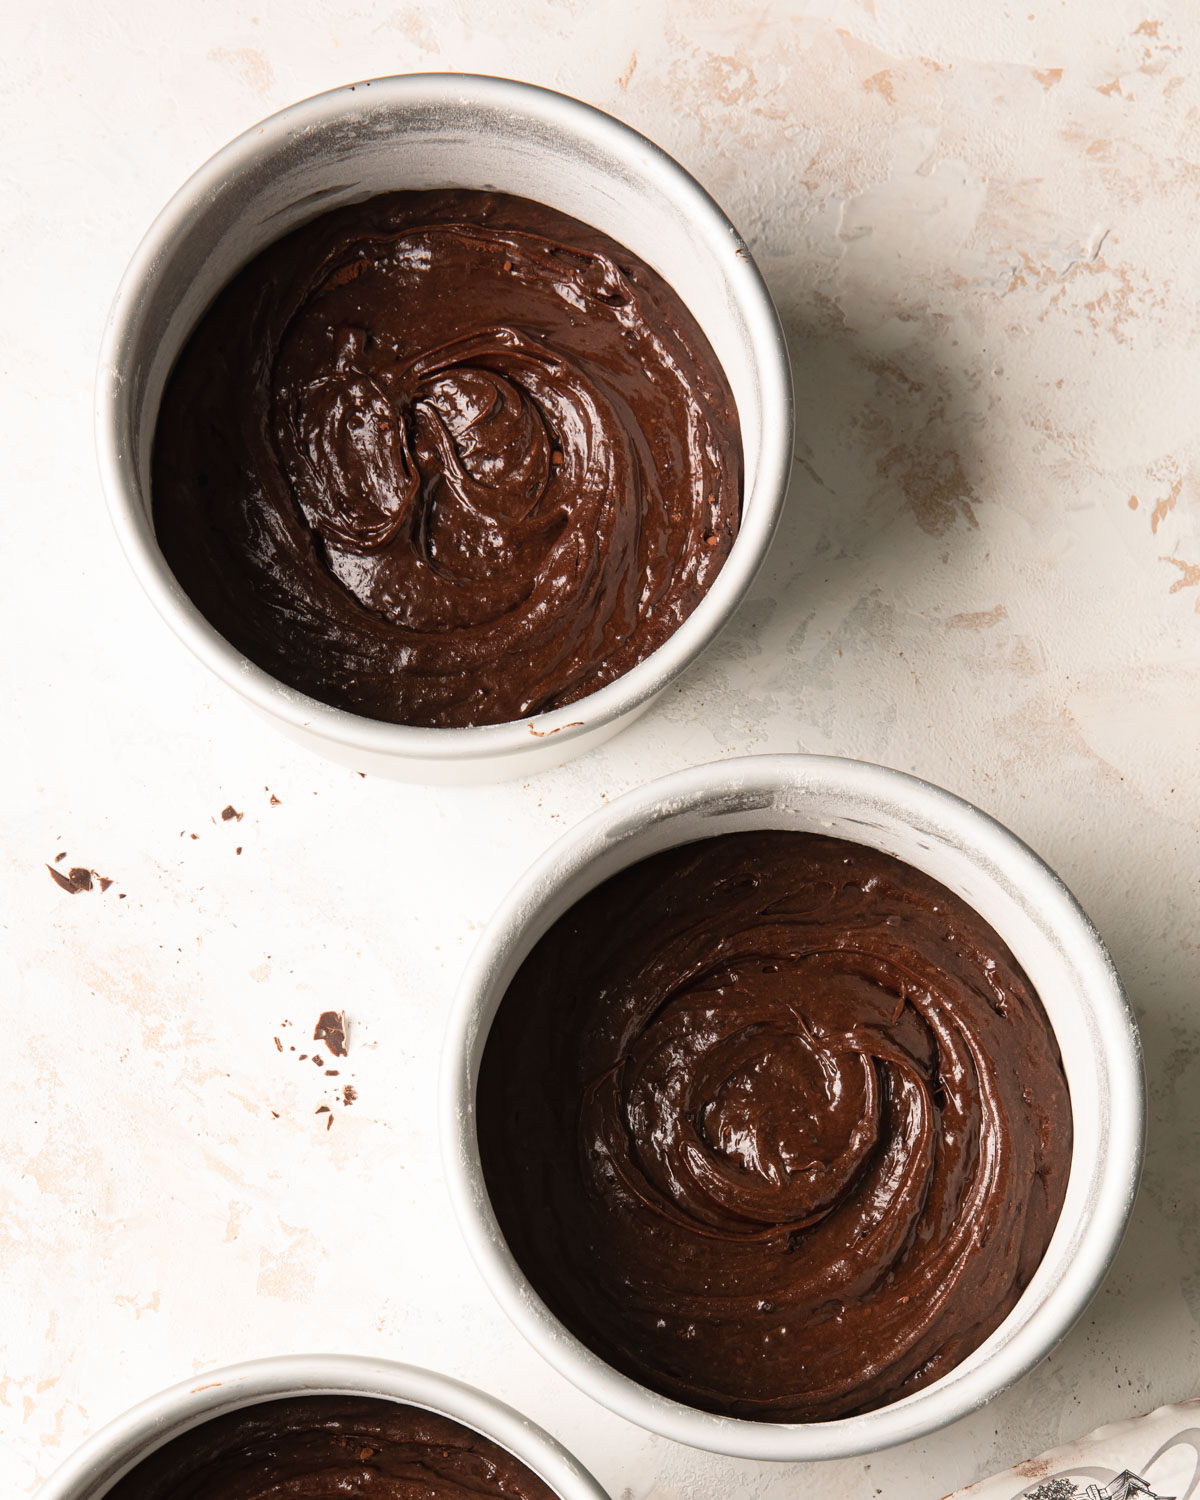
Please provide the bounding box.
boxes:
[313,1010,348,1058]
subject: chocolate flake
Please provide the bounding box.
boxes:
[47,864,94,894]
[273,1037,283,1052]
[221,804,244,822]
[313,1009,348,1058]
[269,793,281,806]
[54,851,66,863]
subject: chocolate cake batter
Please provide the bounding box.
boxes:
[107,1394,559,1500]
[152,190,742,727]
[478,831,1072,1422]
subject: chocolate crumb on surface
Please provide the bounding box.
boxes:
[269,793,281,806]
[47,865,93,895]
[273,1037,283,1053]
[343,1085,357,1107]
[221,805,244,822]
[313,1010,348,1058]
[54,851,66,863]
[98,876,113,892]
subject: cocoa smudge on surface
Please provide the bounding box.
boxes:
[47,864,107,895]
[313,1010,348,1058]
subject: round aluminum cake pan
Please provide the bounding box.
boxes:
[441,753,1145,1460]
[95,74,794,783]
[37,1353,609,1500]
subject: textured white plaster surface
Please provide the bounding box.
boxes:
[4,2,1200,1496]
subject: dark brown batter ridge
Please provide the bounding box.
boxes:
[106,1394,559,1500]
[152,190,742,728]
[478,831,1072,1422]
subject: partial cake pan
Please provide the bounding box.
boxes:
[37,1354,609,1500]
[95,73,793,782]
[440,753,1145,1461]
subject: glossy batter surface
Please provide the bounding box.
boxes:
[106,1394,559,1500]
[152,190,742,727]
[478,831,1072,1422]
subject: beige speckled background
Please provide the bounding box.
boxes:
[4,2,1200,1496]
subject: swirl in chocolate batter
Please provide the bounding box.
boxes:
[478,832,1071,1422]
[106,1395,559,1500]
[152,191,742,727]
